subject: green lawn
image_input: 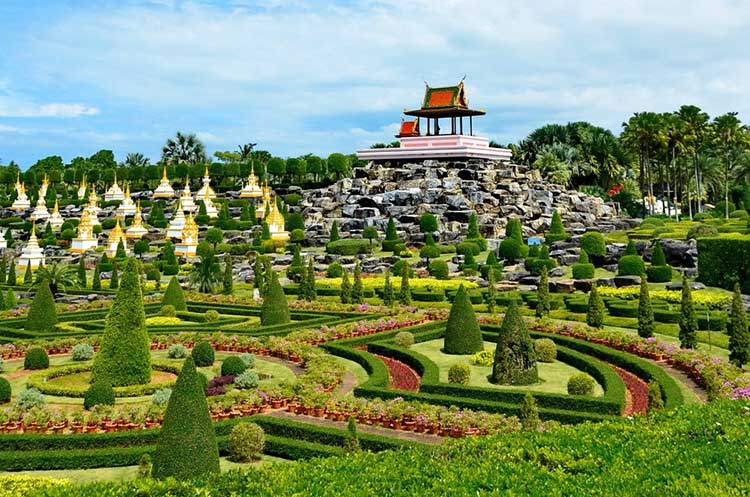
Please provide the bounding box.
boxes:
[331,356,368,387]
[411,339,604,396]
[4,455,289,484]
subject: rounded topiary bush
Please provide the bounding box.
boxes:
[581,231,606,257]
[167,344,188,359]
[160,305,177,317]
[0,377,11,403]
[24,347,49,370]
[572,263,595,279]
[456,241,481,256]
[239,353,256,369]
[204,310,220,322]
[221,356,247,377]
[326,262,344,278]
[72,343,95,361]
[394,331,415,348]
[229,422,265,462]
[234,371,259,389]
[447,363,471,385]
[499,238,524,261]
[534,338,557,363]
[686,223,718,239]
[192,340,215,367]
[617,255,645,276]
[84,382,115,410]
[730,209,749,219]
[646,265,673,283]
[567,373,595,396]
[428,260,450,280]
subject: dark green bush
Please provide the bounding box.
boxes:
[697,236,750,292]
[192,340,215,367]
[25,280,58,333]
[499,238,525,261]
[83,382,115,410]
[455,241,480,256]
[0,378,10,403]
[617,255,645,276]
[730,209,748,219]
[261,272,290,326]
[326,262,344,278]
[326,239,371,256]
[572,263,595,279]
[647,265,673,283]
[162,277,187,311]
[221,356,247,376]
[427,260,449,280]
[24,347,49,370]
[443,286,483,355]
[447,363,471,385]
[687,224,719,239]
[581,232,606,257]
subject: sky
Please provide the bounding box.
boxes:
[1,0,749,168]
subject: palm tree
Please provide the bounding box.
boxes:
[161,132,208,166]
[34,263,78,294]
[187,254,221,293]
[712,112,748,218]
[124,152,150,168]
[237,143,257,162]
[676,105,710,216]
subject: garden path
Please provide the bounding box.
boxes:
[653,359,708,403]
[268,410,443,445]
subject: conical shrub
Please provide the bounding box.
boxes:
[490,300,538,385]
[162,276,187,311]
[261,271,290,325]
[152,356,220,479]
[25,280,57,333]
[443,285,483,354]
[91,258,151,386]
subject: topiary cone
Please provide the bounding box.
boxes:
[152,356,220,479]
[443,285,483,354]
[162,276,187,311]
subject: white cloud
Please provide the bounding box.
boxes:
[0,124,19,133]
[0,98,99,118]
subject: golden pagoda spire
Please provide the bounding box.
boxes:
[53,199,59,213]
[162,165,168,181]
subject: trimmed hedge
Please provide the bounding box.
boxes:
[326,239,371,256]
[697,235,750,292]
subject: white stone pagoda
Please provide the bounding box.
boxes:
[11,175,31,211]
[166,199,186,238]
[70,210,98,253]
[153,166,175,199]
[200,188,218,218]
[240,164,263,199]
[84,187,101,226]
[256,182,271,219]
[17,224,45,270]
[116,183,137,217]
[104,174,125,202]
[106,219,130,258]
[77,177,87,200]
[39,175,50,199]
[174,212,199,257]
[179,178,197,214]
[48,200,64,230]
[30,197,50,222]
[126,202,149,239]
[195,166,216,199]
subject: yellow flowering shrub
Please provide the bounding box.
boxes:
[0,476,69,497]
[316,277,476,291]
[598,287,730,308]
[145,316,183,326]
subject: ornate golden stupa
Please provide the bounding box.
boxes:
[126,201,148,239]
[256,181,272,219]
[30,196,50,222]
[84,186,101,226]
[104,173,125,202]
[71,209,98,253]
[195,166,216,199]
[166,198,186,238]
[174,212,199,257]
[153,166,175,199]
[179,177,197,214]
[266,197,289,243]
[48,199,64,230]
[201,187,218,218]
[240,163,263,198]
[39,174,50,198]
[106,218,129,257]
[77,176,87,199]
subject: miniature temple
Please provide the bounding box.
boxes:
[70,210,98,253]
[201,188,218,218]
[179,178,197,214]
[356,80,512,162]
[48,199,64,230]
[116,183,137,217]
[166,199,186,238]
[77,177,87,199]
[106,219,129,257]
[174,212,199,257]
[17,224,45,270]
[126,202,148,239]
[267,197,289,243]
[30,196,50,222]
[104,174,125,202]
[84,187,101,226]
[256,182,271,219]
[153,166,175,199]
[240,164,263,198]
[195,166,216,199]
[39,175,50,198]
[11,176,31,211]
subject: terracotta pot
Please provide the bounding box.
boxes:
[312,408,325,417]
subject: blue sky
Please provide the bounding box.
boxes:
[1,0,748,168]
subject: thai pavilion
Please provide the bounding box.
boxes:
[356,80,511,163]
